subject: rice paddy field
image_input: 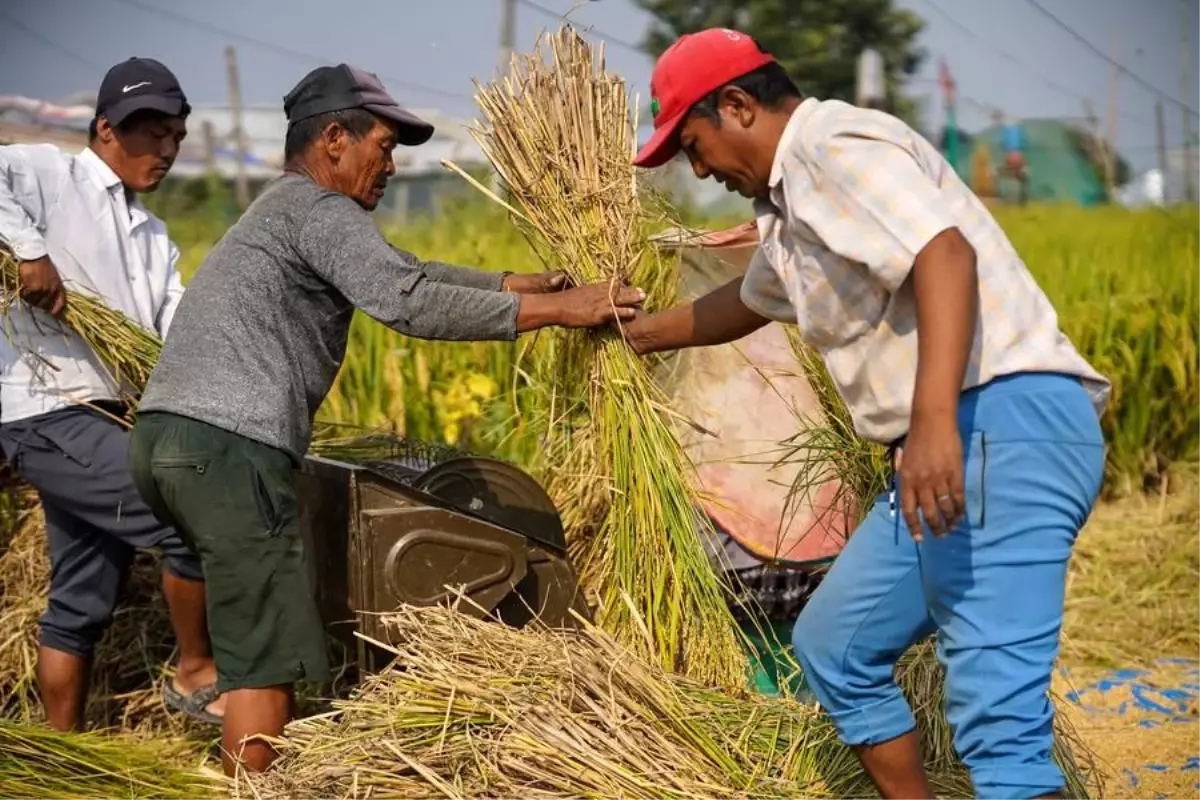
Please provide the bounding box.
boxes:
[171,198,1200,498]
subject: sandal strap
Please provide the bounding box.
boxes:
[181,681,222,712]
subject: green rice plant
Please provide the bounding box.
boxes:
[996,205,1199,493]
[0,719,220,800]
[775,329,891,535]
[443,27,749,688]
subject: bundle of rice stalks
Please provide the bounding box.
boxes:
[444,26,747,689]
[777,331,891,535]
[244,605,1096,800]
[0,246,163,411]
[0,718,221,800]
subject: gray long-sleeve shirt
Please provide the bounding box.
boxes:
[138,172,519,460]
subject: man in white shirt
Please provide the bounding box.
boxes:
[0,57,223,730]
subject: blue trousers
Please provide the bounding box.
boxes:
[792,373,1105,799]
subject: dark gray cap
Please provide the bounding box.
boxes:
[283,64,434,145]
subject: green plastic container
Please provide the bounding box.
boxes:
[740,619,811,700]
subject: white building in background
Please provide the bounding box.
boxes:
[178,104,492,224]
[0,93,493,224]
[1115,169,1167,207]
[1115,145,1200,207]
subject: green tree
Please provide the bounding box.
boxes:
[634,0,927,123]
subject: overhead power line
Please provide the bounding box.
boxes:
[104,0,474,106]
[0,10,110,75]
[1023,0,1198,117]
[919,0,1155,129]
[517,0,645,55]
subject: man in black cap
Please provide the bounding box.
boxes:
[129,63,644,775]
[0,57,224,731]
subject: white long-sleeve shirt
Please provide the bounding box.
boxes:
[0,144,183,423]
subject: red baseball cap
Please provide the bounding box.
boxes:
[633,28,777,169]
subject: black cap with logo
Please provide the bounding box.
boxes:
[283,64,434,146]
[95,57,191,127]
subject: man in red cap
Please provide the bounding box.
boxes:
[624,29,1109,800]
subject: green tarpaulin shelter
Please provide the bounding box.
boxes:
[943,118,1107,206]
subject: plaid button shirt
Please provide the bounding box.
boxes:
[740,98,1110,444]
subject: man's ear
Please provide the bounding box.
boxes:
[719,86,757,130]
[94,116,117,145]
[322,122,346,161]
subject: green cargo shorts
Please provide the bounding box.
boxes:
[129,411,331,691]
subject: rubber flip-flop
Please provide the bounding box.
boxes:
[162,680,224,726]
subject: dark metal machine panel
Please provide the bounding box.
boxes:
[411,456,566,552]
[353,504,531,644]
[299,435,592,672]
[297,456,356,645]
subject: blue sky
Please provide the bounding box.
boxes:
[2,0,1197,174]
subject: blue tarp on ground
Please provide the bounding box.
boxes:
[1061,659,1200,792]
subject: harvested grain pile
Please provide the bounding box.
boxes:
[242,605,1097,800]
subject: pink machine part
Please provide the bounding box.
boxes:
[652,222,852,567]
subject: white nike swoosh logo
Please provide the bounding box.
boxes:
[122,82,151,92]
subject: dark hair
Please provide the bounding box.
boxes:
[283,108,379,163]
[689,61,802,123]
[88,109,186,143]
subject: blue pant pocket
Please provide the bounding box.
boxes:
[965,431,986,528]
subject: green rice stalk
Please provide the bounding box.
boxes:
[0,247,162,414]
[0,719,221,800]
[445,27,747,687]
[777,329,891,534]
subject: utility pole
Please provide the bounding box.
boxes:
[1104,33,1119,198]
[1082,98,1099,145]
[1182,0,1195,202]
[499,0,517,77]
[1083,98,1108,194]
[201,120,216,175]
[938,58,959,173]
[1156,99,1169,193]
[224,45,250,210]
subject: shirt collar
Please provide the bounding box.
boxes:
[767,97,819,191]
[78,147,150,224]
[78,147,123,192]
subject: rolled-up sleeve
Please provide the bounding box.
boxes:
[0,144,62,261]
[299,194,518,341]
[801,119,957,293]
[739,246,796,323]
